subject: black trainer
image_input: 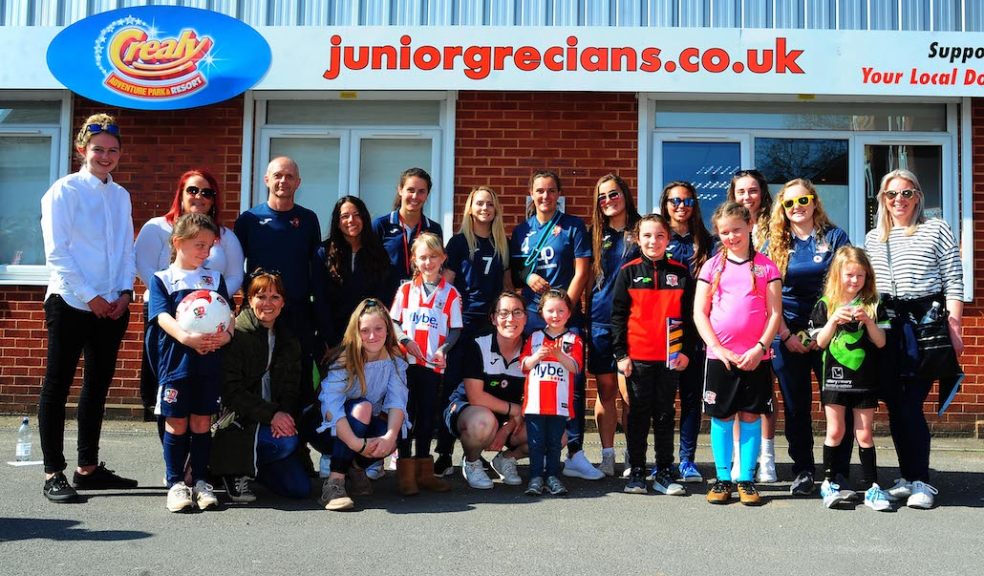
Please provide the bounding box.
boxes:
[43,472,80,503]
[73,462,138,489]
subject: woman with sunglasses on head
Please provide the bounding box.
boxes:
[725,169,778,481]
[509,170,601,481]
[660,181,716,483]
[587,174,640,477]
[39,114,138,503]
[435,186,512,477]
[864,169,964,509]
[766,179,850,497]
[135,170,244,425]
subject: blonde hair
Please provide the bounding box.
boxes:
[458,186,509,269]
[767,179,835,278]
[709,202,759,298]
[336,298,404,397]
[822,246,879,318]
[169,213,219,263]
[75,114,121,163]
[875,169,927,242]
[410,232,446,279]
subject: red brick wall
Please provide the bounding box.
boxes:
[1,91,981,435]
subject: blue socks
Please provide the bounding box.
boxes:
[739,419,762,482]
[189,432,212,484]
[163,431,189,487]
[710,418,735,482]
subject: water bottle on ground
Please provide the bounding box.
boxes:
[16,416,32,462]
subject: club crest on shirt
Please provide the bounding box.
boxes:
[666,274,679,287]
[163,388,179,404]
[703,390,717,405]
[552,225,562,236]
[750,263,766,277]
[200,275,214,287]
[290,217,300,228]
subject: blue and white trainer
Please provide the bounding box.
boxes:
[864,483,893,511]
[562,450,605,480]
[679,460,703,483]
[820,479,850,509]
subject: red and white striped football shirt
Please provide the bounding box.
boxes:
[390,276,463,374]
[521,329,583,418]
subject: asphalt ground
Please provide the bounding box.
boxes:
[1,416,982,576]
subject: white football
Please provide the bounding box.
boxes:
[175,290,231,334]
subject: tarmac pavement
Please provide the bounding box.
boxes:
[1,416,982,576]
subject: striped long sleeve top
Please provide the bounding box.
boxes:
[863,218,963,301]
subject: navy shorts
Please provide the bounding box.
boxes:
[702,359,774,419]
[159,376,221,418]
[587,324,617,375]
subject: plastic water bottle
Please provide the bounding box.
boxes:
[15,417,32,462]
[920,301,942,324]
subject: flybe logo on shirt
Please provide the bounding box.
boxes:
[410,310,440,329]
[533,363,565,378]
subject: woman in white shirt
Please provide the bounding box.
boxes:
[134,169,244,420]
[39,113,137,503]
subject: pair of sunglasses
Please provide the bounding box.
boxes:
[884,189,917,200]
[668,197,695,208]
[597,190,622,203]
[185,185,216,199]
[782,195,815,209]
[249,267,282,279]
[84,123,120,136]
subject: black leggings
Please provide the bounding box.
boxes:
[398,365,442,458]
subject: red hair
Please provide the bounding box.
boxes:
[164,169,223,230]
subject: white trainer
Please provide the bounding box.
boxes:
[757,457,777,483]
[886,478,912,501]
[194,480,218,510]
[621,449,632,478]
[166,481,194,513]
[365,459,386,480]
[491,453,522,486]
[562,450,605,480]
[906,481,938,509]
[462,457,494,489]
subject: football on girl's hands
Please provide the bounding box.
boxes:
[176,290,231,334]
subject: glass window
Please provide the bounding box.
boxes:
[266,100,441,126]
[359,139,434,220]
[655,101,947,132]
[0,101,61,124]
[268,137,341,238]
[661,141,741,230]
[754,138,850,231]
[0,136,52,266]
[863,144,943,231]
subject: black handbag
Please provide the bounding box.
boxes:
[884,240,961,381]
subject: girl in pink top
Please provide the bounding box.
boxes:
[694,202,782,506]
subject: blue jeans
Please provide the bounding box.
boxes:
[678,349,705,463]
[526,414,566,479]
[255,425,310,499]
[330,398,389,473]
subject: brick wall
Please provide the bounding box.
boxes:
[1,91,981,435]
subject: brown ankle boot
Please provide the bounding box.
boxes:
[415,457,452,492]
[396,457,419,496]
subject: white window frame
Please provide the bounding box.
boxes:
[0,91,72,285]
[244,90,456,240]
[639,94,970,298]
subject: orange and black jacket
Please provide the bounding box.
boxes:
[611,254,696,363]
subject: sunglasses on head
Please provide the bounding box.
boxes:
[185,185,216,199]
[782,195,814,209]
[598,190,622,203]
[733,169,763,178]
[884,189,917,200]
[84,123,120,136]
[249,267,282,280]
[668,197,695,208]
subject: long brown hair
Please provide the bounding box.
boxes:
[727,169,773,251]
[658,180,714,273]
[526,169,562,218]
[591,173,640,281]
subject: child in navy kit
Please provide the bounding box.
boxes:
[611,214,691,496]
[390,232,461,495]
[811,246,892,511]
[147,213,233,512]
[694,202,782,506]
[521,289,583,496]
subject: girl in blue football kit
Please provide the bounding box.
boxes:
[147,213,233,512]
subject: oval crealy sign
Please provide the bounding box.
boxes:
[46,6,270,110]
